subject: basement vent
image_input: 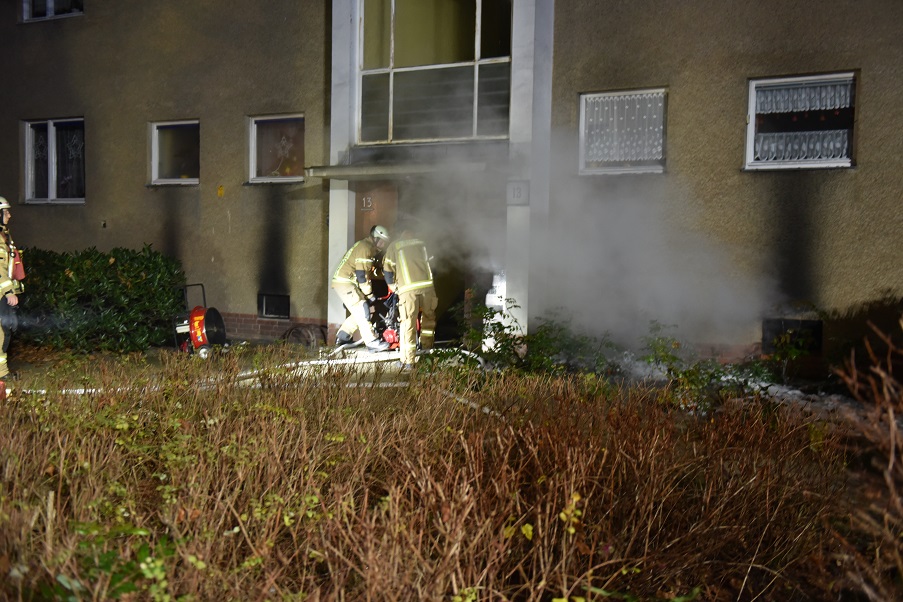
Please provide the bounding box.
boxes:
[761,319,823,355]
[257,293,290,320]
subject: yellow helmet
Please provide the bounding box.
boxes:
[0,197,9,210]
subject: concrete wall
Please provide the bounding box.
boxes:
[0,1,331,334]
[546,0,903,348]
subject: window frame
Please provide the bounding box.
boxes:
[356,0,512,145]
[21,0,84,22]
[150,120,201,186]
[24,117,86,205]
[744,72,855,171]
[578,88,667,175]
[248,114,306,184]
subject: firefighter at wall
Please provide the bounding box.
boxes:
[0,196,24,399]
[382,225,437,370]
[331,225,392,352]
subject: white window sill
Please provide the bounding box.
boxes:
[148,179,200,187]
[24,198,86,205]
[743,160,853,171]
[246,177,305,185]
[22,12,84,23]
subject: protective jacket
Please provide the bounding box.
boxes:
[332,237,378,294]
[384,237,437,364]
[0,227,23,297]
[0,225,22,381]
[383,238,433,294]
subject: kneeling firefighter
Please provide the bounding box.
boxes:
[330,225,391,352]
[382,225,437,369]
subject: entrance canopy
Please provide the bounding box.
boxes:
[305,161,487,180]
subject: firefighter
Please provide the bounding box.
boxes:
[382,225,437,370]
[331,225,391,352]
[0,196,24,399]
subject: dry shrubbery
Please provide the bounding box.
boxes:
[834,319,903,601]
[0,344,870,601]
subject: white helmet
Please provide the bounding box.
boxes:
[370,225,390,242]
[0,197,9,210]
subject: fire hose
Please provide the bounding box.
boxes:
[10,347,495,416]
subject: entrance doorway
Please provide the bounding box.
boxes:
[353,181,397,299]
[350,178,495,344]
[354,181,398,241]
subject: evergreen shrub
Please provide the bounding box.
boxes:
[16,245,185,352]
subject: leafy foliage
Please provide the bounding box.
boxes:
[456,295,619,375]
[768,327,815,384]
[639,320,773,413]
[16,245,185,352]
[456,298,770,414]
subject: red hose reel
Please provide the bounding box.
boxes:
[174,284,227,358]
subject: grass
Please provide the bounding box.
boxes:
[0,341,889,601]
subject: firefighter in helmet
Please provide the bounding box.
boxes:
[0,196,24,399]
[330,225,391,352]
[382,224,437,370]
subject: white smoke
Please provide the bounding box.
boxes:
[538,175,772,350]
[386,139,773,353]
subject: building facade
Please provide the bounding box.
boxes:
[0,1,331,341]
[2,1,901,354]
[547,0,903,355]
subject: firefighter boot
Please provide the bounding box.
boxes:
[365,338,390,353]
[335,330,354,346]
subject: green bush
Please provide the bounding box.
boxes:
[16,245,186,352]
[455,295,620,375]
[456,299,774,414]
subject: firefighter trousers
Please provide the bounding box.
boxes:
[332,282,379,344]
[397,287,437,365]
[0,299,14,379]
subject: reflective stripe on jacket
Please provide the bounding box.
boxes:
[332,238,377,285]
[383,238,433,295]
[0,228,18,296]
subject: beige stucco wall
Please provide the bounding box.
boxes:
[4,1,900,349]
[0,1,330,321]
[547,0,903,344]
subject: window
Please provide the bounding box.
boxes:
[359,0,512,143]
[25,118,85,203]
[745,73,855,170]
[22,0,83,21]
[258,293,290,319]
[579,89,667,175]
[249,115,305,183]
[151,121,200,185]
